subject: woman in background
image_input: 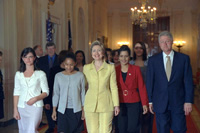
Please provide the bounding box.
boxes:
[112,49,120,66]
[13,47,49,133]
[132,42,154,133]
[75,50,86,72]
[115,45,148,133]
[83,40,120,133]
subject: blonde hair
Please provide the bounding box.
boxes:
[90,40,105,53]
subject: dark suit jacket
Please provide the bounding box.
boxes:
[115,64,148,106]
[146,51,194,113]
[38,54,59,105]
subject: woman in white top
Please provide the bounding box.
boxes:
[13,47,49,133]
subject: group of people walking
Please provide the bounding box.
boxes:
[13,31,194,133]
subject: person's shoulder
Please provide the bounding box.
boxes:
[129,64,140,70]
[83,63,92,70]
[76,71,84,77]
[34,70,46,76]
[38,55,48,61]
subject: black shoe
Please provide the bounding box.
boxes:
[45,128,54,133]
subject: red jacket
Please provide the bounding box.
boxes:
[115,64,148,106]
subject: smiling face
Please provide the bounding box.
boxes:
[46,45,56,57]
[91,45,104,61]
[64,58,76,73]
[134,43,144,57]
[159,35,173,55]
[22,52,36,66]
[119,51,130,66]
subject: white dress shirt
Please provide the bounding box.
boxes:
[13,70,49,108]
[162,50,174,71]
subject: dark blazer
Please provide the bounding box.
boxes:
[146,51,194,113]
[38,54,59,105]
[115,64,148,106]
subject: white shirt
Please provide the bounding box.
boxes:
[162,50,174,71]
[13,70,49,108]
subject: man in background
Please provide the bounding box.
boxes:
[38,42,58,133]
[33,45,44,58]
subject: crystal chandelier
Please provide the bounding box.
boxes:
[130,0,157,29]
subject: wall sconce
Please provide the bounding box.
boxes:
[117,42,129,47]
[173,41,186,52]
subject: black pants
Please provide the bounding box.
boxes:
[57,109,83,133]
[118,102,140,133]
[44,106,55,130]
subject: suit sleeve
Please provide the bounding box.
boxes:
[146,57,154,103]
[184,56,194,103]
[110,65,119,107]
[137,67,148,106]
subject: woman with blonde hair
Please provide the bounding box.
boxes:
[83,40,120,133]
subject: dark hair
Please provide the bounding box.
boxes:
[58,50,69,64]
[33,45,39,51]
[75,50,86,65]
[46,42,56,49]
[105,48,112,52]
[19,47,38,72]
[111,49,119,57]
[0,51,3,56]
[65,52,76,63]
[118,45,131,56]
[133,42,147,61]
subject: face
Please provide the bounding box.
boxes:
[119,51,130,65]
[159,35,173,54]
[134,43,143,57]
[113,51,119,63]
[64,58,76,73]
[76,53,84,64]
[46,46,56,57]
[22,52,35,66]
[106,51,112,62]
[36,46,43,57]
[91,45,104,61]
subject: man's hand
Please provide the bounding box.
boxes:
[149,104,154,114]
[184,103,192,115]
[44,104,51,110]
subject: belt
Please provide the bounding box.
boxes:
[123,90,128,96]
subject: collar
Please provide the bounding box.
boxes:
[162,50,174,58]
[48,54,56,60]
[89,60,108,71]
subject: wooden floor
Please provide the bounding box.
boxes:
[1,88,200,133]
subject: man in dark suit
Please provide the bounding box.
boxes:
[146,31,194,133]
[38,42,58,133]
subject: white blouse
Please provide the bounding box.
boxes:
[13,70,49,108]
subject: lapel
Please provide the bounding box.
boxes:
[118,64,131,90]
[169,51,177,83]
[158,53,168,81]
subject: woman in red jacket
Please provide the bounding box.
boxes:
[116,45,148,133]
